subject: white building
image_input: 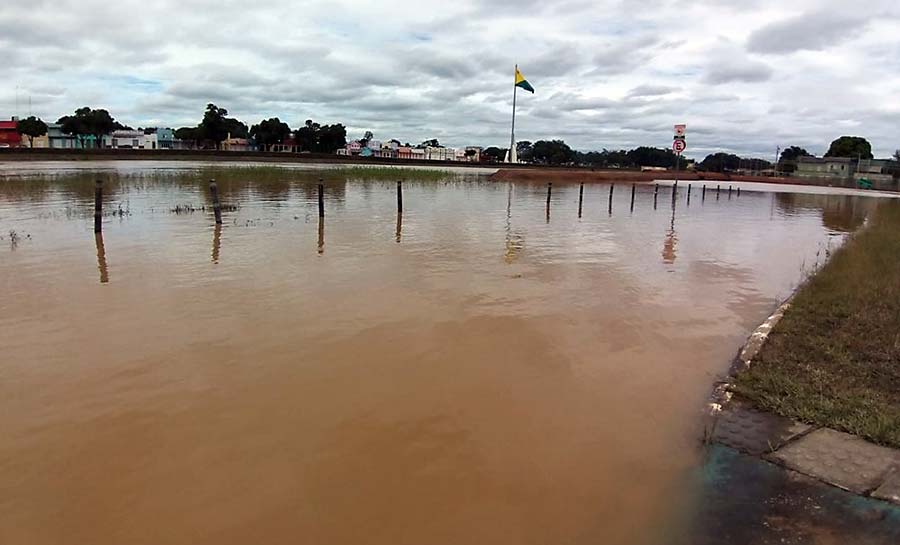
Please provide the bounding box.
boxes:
[104,130,158,150]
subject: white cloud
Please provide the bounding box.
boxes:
[1,0,899,157]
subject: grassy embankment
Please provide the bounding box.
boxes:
[734,200,900,447]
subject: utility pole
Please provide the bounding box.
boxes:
[774,146,780,176]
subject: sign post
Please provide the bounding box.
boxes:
[673,124,687,186]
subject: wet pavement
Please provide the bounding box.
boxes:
[688,445,900,545]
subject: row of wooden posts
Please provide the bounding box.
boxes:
[91,178,743,234]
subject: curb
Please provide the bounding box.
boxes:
[705,296,793,418]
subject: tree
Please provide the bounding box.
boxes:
[360,130,374,147]
[780,146,812,163]
[626,146,680,168]
[224,118,249,139]
[318,123,347,153]
[532,140,576,165]
[199,103,230,148]
[893,149,900,163]
[17,116,48,148]
[249,118,292,151]
[292,120,347,153]
[516,140,533,163]
[174,127,201,148]
[698,153,742,173]
[482,147,507,163]
[57,107,120,149]
[825,136,873,160]
[421,138,441,148]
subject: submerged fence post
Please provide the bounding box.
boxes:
[318,180,325,218]
[94,179,103,233]
[546,182,552,208]
[209,179,222,225]
[608,184,614,213]
[687,184,692,205]
[728,185,733,199]
[716,184,721,200]
[578,182,584,218]
[702,184,707,201]
[630,184,636,212]
[737,186,741,197]
[397,180,403,214]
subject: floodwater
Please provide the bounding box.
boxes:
[0,164,888,544]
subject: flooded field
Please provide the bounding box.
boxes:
[0,163,888,544]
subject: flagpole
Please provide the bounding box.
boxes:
[509,64,518,163]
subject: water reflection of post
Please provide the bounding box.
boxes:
[211,224,222,263]
[395,212,402,244]
[318,216,325,255]
[662,205,677,264]
[95,232,109,283]
[545,182,552,223]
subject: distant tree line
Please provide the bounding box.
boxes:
[11,108,897,169]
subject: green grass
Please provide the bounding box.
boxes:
[734,200,900,447]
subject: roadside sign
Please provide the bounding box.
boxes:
[673,139,686,154]
[674,124,686,136]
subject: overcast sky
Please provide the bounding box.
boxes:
[2,0,899,158]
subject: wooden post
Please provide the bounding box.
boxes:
[209,180,222,224]
[546,182,552,208]
[630,184,636,212]
[608,184,614,213]
[318,181,325,218]
[728,185,733,199]
[654,183,659,196]
[687,184,692,205]
[702,184,707,200]
[93,179,103,233]
[578,182,584,218]
[397,181,403,214]
[717,184,721,200]
[737,187,741,197]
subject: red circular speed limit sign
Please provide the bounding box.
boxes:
[673,139,686,154]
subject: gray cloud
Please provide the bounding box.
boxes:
[627,84,677,98]
[704,62,773,84]
[747,11,872,54]
[3,0,900,158]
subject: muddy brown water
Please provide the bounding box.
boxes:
[0,165,886,544]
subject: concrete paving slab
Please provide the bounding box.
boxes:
[713,403,811,456]
[873,467,900,505]
[767,428,900,494]
[686,445,900,545]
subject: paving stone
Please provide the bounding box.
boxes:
[712,403,811,456]
[767,428,900,494]
[872,467,900,505]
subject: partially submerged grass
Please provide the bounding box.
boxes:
[734,200,900,447]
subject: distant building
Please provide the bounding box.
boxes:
[795,157,853,180]
[464,146,482,162]
[221,134,251,151]
[45,123,99,149]
[0,119,22,147]
[104,130,152,149]
[855,159,895,185]
[425,146,453,161]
